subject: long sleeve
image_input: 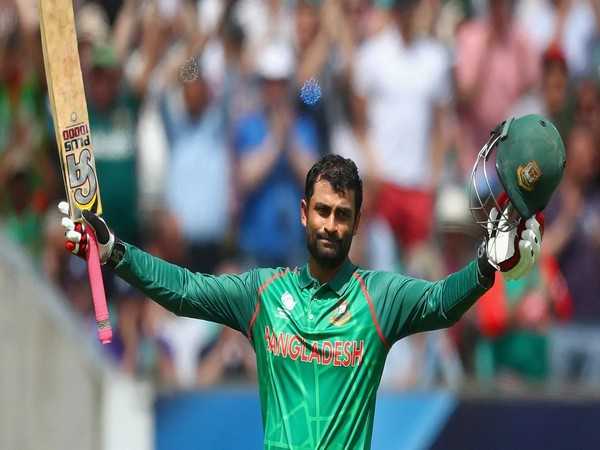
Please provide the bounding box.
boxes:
[113,242,262,333]
[371,260,494,343]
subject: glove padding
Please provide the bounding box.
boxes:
[58,201,115,265]
[486,203,543,280]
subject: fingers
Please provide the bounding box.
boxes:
[503,225,542,281]
[521,229,540,253]
[65,230,82,243]
[487,207,499,237]
[58,201,70,216]
[504,240,532,280]
[61,216,74,231]
[60,205,87,256]
[61,217,84,242]
[64,225,84,255]
[518,238,534,271]
[58,200,113,261]
[504,235,539,280]
[525,217,542,244]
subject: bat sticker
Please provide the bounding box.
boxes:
[60,122,101,212]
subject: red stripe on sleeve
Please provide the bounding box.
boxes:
[353,272,390,350]
[247,269,288,341]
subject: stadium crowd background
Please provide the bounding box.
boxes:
[0,0,599,393]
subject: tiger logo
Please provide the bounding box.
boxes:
[517,160,542,192]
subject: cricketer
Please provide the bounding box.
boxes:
[60,114,565,449]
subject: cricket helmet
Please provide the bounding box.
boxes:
[469,114,566,231]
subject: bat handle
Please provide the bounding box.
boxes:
[85,228,112,344]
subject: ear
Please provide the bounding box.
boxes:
[301,199,308,228]
[352,210,362,236]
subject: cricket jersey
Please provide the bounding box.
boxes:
[114,242,493,449]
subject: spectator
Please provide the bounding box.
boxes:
[233,40,318,268]
[0,28,48,198]
[76,2,111,81]
[545,123,600,385]
[353,0,452,271]
[2,169,45,258]
[8,0,600,392]
[512,44,575,141]
[473,268,555,388]
[85,42,148,374]
[293,0,381,158]
[159,62,234,274]
[455,0,540,175]
[573,77,600,138]
[86,43,141,244]
[0,25,50,256]
[517,0,597,78]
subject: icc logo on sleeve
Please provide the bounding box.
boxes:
[277,292,296,319]
[281,292,296,311]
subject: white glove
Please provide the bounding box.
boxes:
[58,201,115,264]
[486,204,542,280]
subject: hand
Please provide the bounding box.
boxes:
[271,104,293,143]
[486,204,543,280]
[58,201,115,265]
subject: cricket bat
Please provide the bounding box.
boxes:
[39,0,112,344]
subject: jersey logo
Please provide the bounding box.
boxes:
[517,160,542,192]
[281,292,296,311]
[264,326,364,367]
[330,300,352,326]
[277,292,296,319]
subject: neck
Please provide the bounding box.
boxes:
[308,257,346,285]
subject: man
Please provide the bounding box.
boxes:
[234,39,317,268]
[86,43,140,245]
[544,123,600,385]
[60,150,544,449]
[511,44,574,142]
[455,0,539,175]
[159,60,233,275]
[84,43,147,374]
[352,0,452,268]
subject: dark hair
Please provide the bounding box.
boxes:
[305,154,363,213]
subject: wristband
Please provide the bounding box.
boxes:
[477,241,496,284]
[107,239,126,268]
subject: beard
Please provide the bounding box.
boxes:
[306,230,353,269]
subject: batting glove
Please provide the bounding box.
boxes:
[485,204,543,280]
[58,201,115,265]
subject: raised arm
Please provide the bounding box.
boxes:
[59,203,261,333]
[112,242,260,333]
[371,258,494,342]
[373,211,543,342]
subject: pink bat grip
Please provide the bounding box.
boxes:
[85,229,113,344]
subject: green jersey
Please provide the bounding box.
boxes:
[114,243,493,449]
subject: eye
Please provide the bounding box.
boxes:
[336,209,352,221]
[315,205,330,217]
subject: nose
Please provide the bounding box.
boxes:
[323,214,337,235]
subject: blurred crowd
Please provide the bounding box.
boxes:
[1,0,600,392]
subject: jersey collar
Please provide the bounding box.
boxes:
[299,259,356,296]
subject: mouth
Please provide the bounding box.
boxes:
[318,237,338,248]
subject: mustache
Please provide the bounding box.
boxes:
[316,233,340,243]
